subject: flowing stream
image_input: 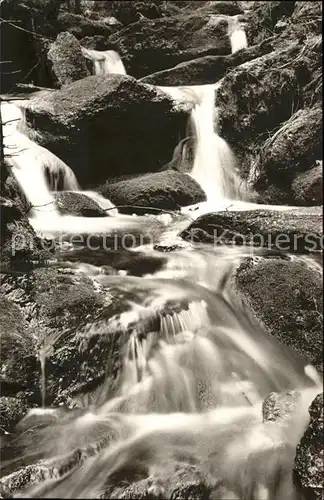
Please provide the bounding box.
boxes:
[0,19,322,500]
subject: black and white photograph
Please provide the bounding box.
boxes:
[0,1,323,498]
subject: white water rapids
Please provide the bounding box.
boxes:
[0,19,322,499]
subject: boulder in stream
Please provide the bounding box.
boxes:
[0,196,52,270]
[262,391,301,423]
[98,171,207,214]
[54,191,108,217]
[140,37,275,86]
[23,75,190,187]
[235,258,323,371]
[180,208,323,254]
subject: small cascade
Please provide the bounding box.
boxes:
[81,47,127,76]
[1,101,79,221]
[228,16,248,53]
[190,85,242,202]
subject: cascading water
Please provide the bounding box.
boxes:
[1,34,322,500]
[1,101,77,222]
[189,85,242,202]
[228,16,248,53]
[10,248,322,499]
[81,47,127,76]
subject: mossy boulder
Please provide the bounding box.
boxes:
[54,191,107,217]
[0,197,52,270]
[251,106,322,200]
[140,37,274,86]
[235,258,323,370]
[180,208,323,253]
[216,43,311,177]
[107,12,231,77]
[99,171,207,214]
[23,75,190,187]
[47,32,90,88]
[294,392,323,500]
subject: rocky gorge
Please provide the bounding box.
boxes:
[0,1,323,499]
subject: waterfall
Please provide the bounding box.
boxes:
[228,16,248,53]
[159,84,243,205]
[81,47,127,76]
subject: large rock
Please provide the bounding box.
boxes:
[54,191,107,217]
[216,43,312,178]
[180,208,323,253]
[23,75,190,186]
[235,258,323,370]
[291,163,323,206]
[0,267,125,406]
[47,32,90,88]
[98,171,207,214]
[0,196,52,270]
[140,37,274,86]
[294,393,323,500]
[251,106,322,200]
[106,12,231,77]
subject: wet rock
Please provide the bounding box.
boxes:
[0,463,56,498]
[292,163,323,206]
[0,439,113,497]
[107,463,214,499]
[0,197,52,270]
[0,267,127,405]
[235,258,323,370]
[252,106,322,198]
[55,12,118,40]
[99,171,206,214]
[141,37,274,86]
[262,391,301,422]
[57,248,167,277]
[217,43,311,178]
[23,75,190,186]
[0,397,29,433]
[294,393,323,500]
[107,12,231,77]
[180,208,323,253]
[54,191,107,217]
[47,32,90,88]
